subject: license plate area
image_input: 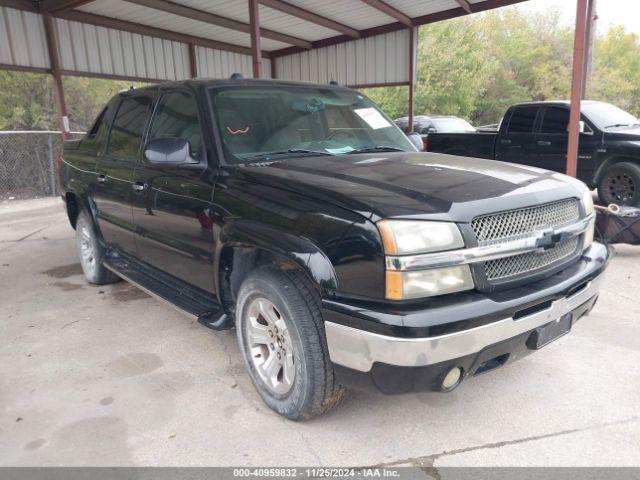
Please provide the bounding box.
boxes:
[526,313,572,350]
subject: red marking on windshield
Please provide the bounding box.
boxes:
[226,126,250,135]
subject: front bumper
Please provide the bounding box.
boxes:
[322,242,611,394]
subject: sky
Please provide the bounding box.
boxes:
[513,0,640,34]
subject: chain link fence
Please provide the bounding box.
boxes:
[0,131,85,200]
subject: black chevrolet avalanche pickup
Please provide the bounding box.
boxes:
[58,79,610,420]
[427,101,640,206]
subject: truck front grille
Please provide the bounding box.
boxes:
[471,199,581,282]
[483,237,579,280]
[471,198,580,243]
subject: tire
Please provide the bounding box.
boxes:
[598,162,640,207]
[236,266,345,420]
[75,210,120,285]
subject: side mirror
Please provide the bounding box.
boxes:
[144,137,194,165]
[579,120,593,135]
[407,132,425,151]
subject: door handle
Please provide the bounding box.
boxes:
[97,174,107,183]
[132,182,147,192]
[500,139,511,145]
[537,140,552,146]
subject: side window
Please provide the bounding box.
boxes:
[87,106,108,139]
[107,96,152,160]
[149,91,203,159]
[541,107,570,134]
[507,106,539,133]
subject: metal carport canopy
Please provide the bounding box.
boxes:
[0,0,593,176]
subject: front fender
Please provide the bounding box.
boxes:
[220,219,339,291]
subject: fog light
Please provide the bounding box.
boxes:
[441,367,462,391]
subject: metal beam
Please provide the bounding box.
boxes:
[54,9,270,58]
[359,0,412,27]
[125,0,311,49]
[0,0,38,12]
[567,0,590,178]
[43,13,69,139]
[248,0,262,78]
[41,0,94,13]
[408,26,416,133]
[188,43,197,78]
[454,0,473,14]
[259,0,360,38]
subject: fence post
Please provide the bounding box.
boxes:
[47,134,56,196]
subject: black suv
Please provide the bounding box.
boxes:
[59,78,610,420]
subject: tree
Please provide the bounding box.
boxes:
[0,71,145,132]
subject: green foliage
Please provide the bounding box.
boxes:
[362,8,640,126]
[0,71,146,131]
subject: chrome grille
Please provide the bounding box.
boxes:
[484,237,579,280]
[471,199,580,244]
[471,199,581,281]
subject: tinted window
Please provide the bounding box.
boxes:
[149,91,203,159]
[108,96,151,160]
[540,107,570,134]
[87,106,108,138]
[508,107,539,133]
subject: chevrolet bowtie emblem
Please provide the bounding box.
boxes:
[535,228,563,250]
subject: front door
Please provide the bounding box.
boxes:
[495,105,540,166]
[94,93,153,255]
[131,89,217,293]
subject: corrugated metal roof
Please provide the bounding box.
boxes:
[0,0,527,85]
[275,29,409,86]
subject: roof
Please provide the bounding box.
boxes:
[1,0,528,87]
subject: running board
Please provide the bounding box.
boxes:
[103,252,232,331]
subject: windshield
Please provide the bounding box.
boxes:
[209,86,416,163]
[581,102,640,129]
[431,117,476,132]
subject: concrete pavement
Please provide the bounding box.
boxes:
[1,197,639,467]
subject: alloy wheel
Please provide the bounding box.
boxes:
[244,297,295,395]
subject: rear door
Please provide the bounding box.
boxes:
[131,89,216,293]
[94,92,153,255]
[536,105,571,172]
[495,105,540,165]
[536,105,601,175]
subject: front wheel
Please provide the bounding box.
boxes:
[598,162,640,207]
[235,267,345,420]
[75,211,120,285]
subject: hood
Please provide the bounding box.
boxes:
[235,152,584,222]
[604,127,640,141]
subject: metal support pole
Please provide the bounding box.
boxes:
[408,26,416,133]
[43,13,69,141]
[188,43,198,78]
[248,0,262,78]
[567,0,590,178]
[47,134,56,196]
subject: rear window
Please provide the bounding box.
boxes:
[507,106,539,133]
[107,96,152,160]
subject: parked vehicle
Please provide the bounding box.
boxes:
[395,115,476,134]
[427,101,640,206]
[58,79,609,420]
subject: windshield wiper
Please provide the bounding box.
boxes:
[604,123,640,129]
[346,146,406,154]
[243,149,334,161]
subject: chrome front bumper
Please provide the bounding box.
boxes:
[325,269,604,373]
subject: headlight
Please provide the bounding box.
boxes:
[386,266,474,300]
[582,188,595,216]
[581,189,595,249]
[378,220,464,255]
